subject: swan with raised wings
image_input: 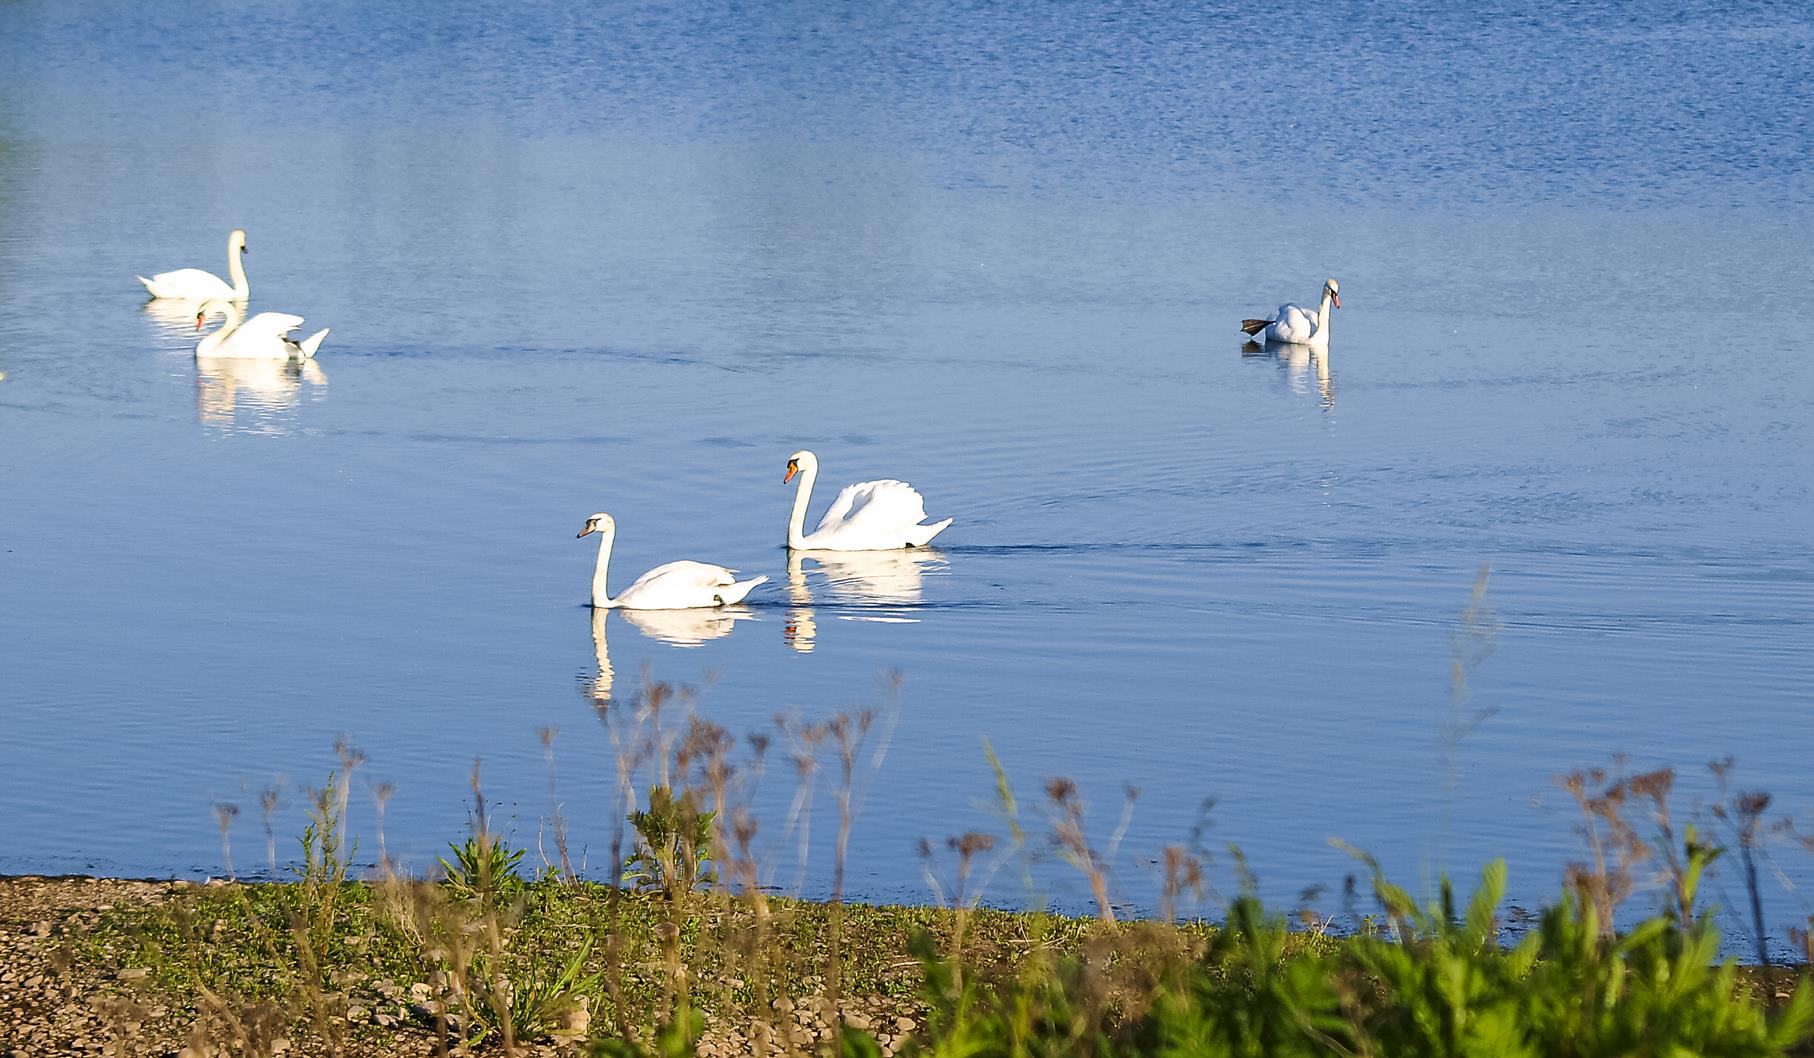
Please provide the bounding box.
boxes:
[195,300,329,360]
[1240,277,1340,346]
[577,513,767,609]
[783,449,952,551]
[138,230,250,302]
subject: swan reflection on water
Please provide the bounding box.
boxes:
[143,297,239,338]
[586,606,616,706]
[783,548,948,654]
[619,604,756,647]
[195,356,327,428]
[583,604,755,706]
[1241,340,1334,409]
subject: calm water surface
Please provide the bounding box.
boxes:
[2,1,1812,947]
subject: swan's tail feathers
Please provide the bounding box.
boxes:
[136,276,158,295]
[909,518,954,548]
[718,575,769,606]
[298,328,330,358]
[1240,318,1272,336]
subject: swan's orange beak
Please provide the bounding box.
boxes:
[784,463,798,484]
[1332,293,1341,309]
[577,526,596,538]
[195,315,205,331]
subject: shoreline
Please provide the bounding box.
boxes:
[4,871,1811,1057]
[0,872,1090,1057]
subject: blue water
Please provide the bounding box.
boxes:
[2,1,1812,951]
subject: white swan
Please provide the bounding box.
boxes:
[1240,278,1340,346]
[577,512,767,610]
[783,449,952,551]
[195,300,329,360]
[138,230,249,302]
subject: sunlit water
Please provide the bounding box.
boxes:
[2,1,1812,952]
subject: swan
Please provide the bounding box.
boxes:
[577,512,767,610]
[1240,278,1340,346]
[194,300,329,360]
[783,449,952,551]
[138,230,249,302]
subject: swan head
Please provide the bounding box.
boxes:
[194,299,234,329]
[1323,277,1341,309]
[230,229,248,255]
[784,449,818,484]
[576,512,616,539]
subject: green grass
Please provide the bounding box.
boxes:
[76,853,1810,1057]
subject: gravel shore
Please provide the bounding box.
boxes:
[1,876,193,1057]
[0,875,922,1057]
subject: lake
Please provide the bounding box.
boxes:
[1,0,1811,952]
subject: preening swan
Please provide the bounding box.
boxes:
[138,230,250,302]
[577,512,768,610]
[1240,278,1340,347]
[783,449,952,551]
[195,301,329,360]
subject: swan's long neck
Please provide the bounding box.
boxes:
[787,462,818,549]
[591,529,616,607]
[227,241,249,300]
[198,303,243,357]
[1315,291,1334,340]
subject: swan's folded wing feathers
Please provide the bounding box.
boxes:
[624,560,738,594]
[149,267,227,288]
[1273,303,1313,342]
[817,479,930,535]
[236,312,306,345]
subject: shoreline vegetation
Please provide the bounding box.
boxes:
[0,853,1809,1057]
[5,681,1814,1056]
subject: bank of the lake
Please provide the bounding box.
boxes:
[4,873,1079,1057]
[3,868,1810,1058]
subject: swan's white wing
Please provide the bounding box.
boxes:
[615,560,765,609]
[235,312,305,345]
[622,560,738,595]
[143,268,234,299]
[815,480,929,536]
[1268,303,1314,343]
